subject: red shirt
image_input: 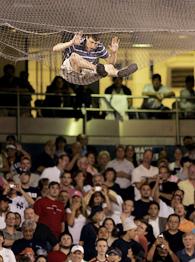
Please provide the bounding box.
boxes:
[47,250,67,262]
[34,197,65,237]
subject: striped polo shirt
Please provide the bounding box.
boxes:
[64,38,109,65]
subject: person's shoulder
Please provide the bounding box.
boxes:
[105,85,114,94]
[122,85,132,94]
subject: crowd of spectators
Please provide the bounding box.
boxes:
[0,65,195,120]
[0,133,194,261]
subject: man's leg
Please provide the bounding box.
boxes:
[69,53,96,72]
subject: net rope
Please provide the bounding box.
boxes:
[0,0,195,69]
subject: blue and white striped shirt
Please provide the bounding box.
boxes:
[64,38,109,65]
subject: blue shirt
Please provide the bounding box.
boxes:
[177,248,195,262]
[64,38,109,65]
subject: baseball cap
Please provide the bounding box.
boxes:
[89,205,103,219]
[107,247,122,257]
[123,217,137,231]
[20,247,35,255]
[6,144,17,150]
[71,245,84,254]
[70,190,83,198]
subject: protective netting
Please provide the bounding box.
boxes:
[0,0,195,69]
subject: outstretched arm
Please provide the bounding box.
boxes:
[53,32,83,52]
[106,36,120,65]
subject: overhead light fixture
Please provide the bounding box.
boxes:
[132,43,153,48]
[178,35,188,39]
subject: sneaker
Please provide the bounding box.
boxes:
[117,63,138,77]
[96,63,108,77]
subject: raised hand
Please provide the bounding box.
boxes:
[108,36,120,53]
[71,31,83,45]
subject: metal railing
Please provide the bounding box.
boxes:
[0,90,194,143]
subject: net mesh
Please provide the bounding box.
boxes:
[0,0,195,69]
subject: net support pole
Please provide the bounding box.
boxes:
[175,97,180,144]
[16,89,21,142]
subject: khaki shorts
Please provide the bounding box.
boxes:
[60,58,101,85]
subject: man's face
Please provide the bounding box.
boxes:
[23,227,35,240]
[140,185,151,199]
[96,240,108,256]
[108,254,121,262]
[0,200,9,213]
[152,78,161,90]
[128,228,137,239]
[148,204,159,218]
[123,200,134,213]
[86,37,99,51]
[49,184,60,198]
[59,156,70,169]
[143,151,153,164]
[60,234,72,248]
[167,216,180,231]
[98,227,109,240]
[21,159,31,170]
[24,208,36,221]
[5,213,16,227]
[71,250,84,262]
[183,235,195,249]
[116,148,125,160]
[159,167,169,182]
[20,173,30,185]
[188,164,195,180]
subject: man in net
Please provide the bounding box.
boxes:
[53,32,138,85]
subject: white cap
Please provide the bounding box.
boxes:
[123,217,137,231]
[71,245,84,254]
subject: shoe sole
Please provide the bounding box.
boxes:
[96,64,108,77]
[118,63,138,77]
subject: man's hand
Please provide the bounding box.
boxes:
[71,32,83,46]
[109,36,120,53]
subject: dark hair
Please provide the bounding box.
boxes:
[152,74,161,81]
[88,191,105,208]
[55,136,67,149]
[38,178,49,191]
[103,167,117,182]
[95,237,108,246]
[6,134,16,142]
[167,213,180,222]
[148,201,160,210]
[5,211,15,220]
[0,231,4,239]
[48,181,60,188]
[86,34,100,42]
[60,231,73,243]
[18,256,32,262]
[185,75,194,84]
[102,217,119,237]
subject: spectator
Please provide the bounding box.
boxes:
[2,211,22,248]
[106,145,134,199]
[145,201,167,238]
[147,233,179,262]
[141,73,175,119]
[68,245,86,262]
[162,214,184,253]
[180,75,195,118]
[55,136,68,158]
[102,218,119,247]
[34,181,65,238]
[89,238,109,262]
[177,232,195,261]
[111,217,145,262]
[104,77,133,120]
[107,247,122,262]
[66,190,87,244]
[132,149,158,200]
[97,151,111,173]
[40,154,71,183]
[125,145,138,168]
[174,203,195,233]
[80,205,105,261]
[47,232,73,262]
[0,230,16,261]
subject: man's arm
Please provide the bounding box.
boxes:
[106,36,120,65]
[53,32,82,52]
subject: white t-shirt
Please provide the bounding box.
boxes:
[40,166,61,183]
[0,214,6,230]
[0,247,16,262]
[66,208,86,244]
[149,217,160,238]
[106,159,134,188]
[9,196,28,222]
[142,84,171,108]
